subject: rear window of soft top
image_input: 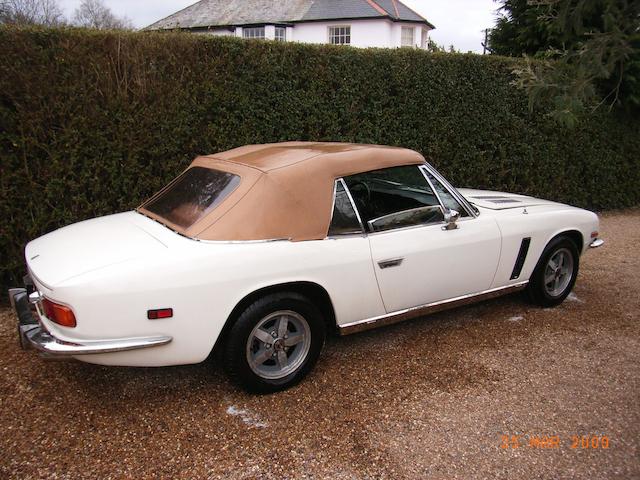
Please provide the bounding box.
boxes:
[141,166,240,229]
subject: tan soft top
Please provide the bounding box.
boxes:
[141,142,426,241]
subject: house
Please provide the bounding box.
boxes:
[146,0,435,49]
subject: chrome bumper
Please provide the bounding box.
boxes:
[590,238,605,248]
[8,288,172,357]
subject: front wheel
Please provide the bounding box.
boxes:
[223,292,325,393]
[527,236,580,307]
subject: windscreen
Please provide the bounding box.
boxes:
[142,166,241,229]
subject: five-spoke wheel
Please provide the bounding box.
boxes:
[527,236,580,307]
[224,292,325,393]
[246,311,311,380]
[543,248,574,298]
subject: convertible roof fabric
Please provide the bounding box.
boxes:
[140,142,426,241]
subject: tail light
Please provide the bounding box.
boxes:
[42,298,77,328]
[147,308,173,320]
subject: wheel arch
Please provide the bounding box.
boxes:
[211,281,336,355]
[548,229,584,254]
[530,229,583,279]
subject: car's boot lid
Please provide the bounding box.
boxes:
[25,212,168,288]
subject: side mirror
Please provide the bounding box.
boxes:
[443,209,460,230]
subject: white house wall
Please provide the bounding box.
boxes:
[292,20,430,48]
[193,20,431,49]
[292,19,392,48]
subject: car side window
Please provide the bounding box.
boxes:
[422,169,469,217]
[344,166,444,233]
[328,181,362,236]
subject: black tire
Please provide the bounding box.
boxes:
[527,236,580,307]
[223,292,325,393]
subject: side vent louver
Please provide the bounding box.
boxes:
[510,237,531,280]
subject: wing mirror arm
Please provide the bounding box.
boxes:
[442,209,460,231]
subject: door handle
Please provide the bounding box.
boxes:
[378,257,404,269]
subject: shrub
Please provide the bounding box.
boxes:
[0,27,638,293]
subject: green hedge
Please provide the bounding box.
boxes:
[1,27,639,293]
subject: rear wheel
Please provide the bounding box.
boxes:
[223,292,325,393]
[527,236,580,307]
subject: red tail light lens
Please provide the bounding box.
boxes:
[147,308,173,320]
[42,298,77,328]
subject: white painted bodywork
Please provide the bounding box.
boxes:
[24,187,599,368]
[368,213,502,312]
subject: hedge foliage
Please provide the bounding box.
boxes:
[1,27,639,293]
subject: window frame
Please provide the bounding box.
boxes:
[274,26,286,42]
[328,25,351,45]
[327,178,365,237]
[418,165,478,218]
[401,26,415,47]
[327,164,477,238]
[342,164,446,235]
[243,26,266,39]
[421,28,428,49]
[366,204,445,233]
[140,166,242,231]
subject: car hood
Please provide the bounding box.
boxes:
[25,212,170,288]
[458,188,560,210]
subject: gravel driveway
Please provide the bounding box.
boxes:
[1,209,638,479]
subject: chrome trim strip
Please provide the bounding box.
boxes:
[366,219,441,236]
[418,165,447,212]
[338,282,528,335]
[195,237,289,244]
[339,178,366,234]
[25,329,173,356]
[423,163,479,218]
[365,215,474,237]
[367,205,444,232]
[29,291,43,304]
[589,238,604,248]
[325,232,368,240]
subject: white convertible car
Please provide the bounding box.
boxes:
[10,142,604,392]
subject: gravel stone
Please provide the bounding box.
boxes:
[0,209,638,479]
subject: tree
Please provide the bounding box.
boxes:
[0,0,65,26]
[427,38,460,53]
[72,0,132,30]
[488,0,569,56]
[490,0,640,125]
